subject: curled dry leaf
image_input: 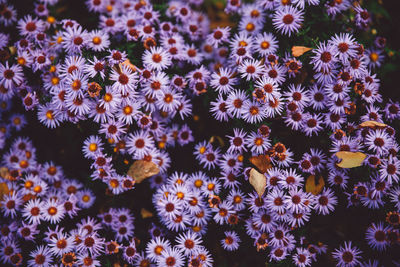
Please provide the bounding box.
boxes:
[8,46,17,56]
[335,151,367,168]
[292,46,312,57]
[0,167,10,180]
[305,175,325,195]
[127,160,160,183]
[358,120,387,129]
[120,59,137,72]
[112,64,122,75]
[249,168,267,198]
[209,135,225,147]
[249,155,272,174]
[0,182,9,205]
[141,208,154,219]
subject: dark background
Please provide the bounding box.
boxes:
[3,0,400,266]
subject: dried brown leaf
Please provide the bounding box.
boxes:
[359,120,387,129]
[120,59,137,72]
[305,175,325,195]
[141,208,153,219]
[249,155,272,174]
[249,168,267,198]
[335,151,367,168]
[0,182,9,205]
[208,136,225,147]
[0,167,10,180]
[127,160,160,183]
[292,46,312,57]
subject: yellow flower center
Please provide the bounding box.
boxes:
[103,93,112,102]
[82,195,90,202]
[33,185,42,193]
[239,41,247,47]
[92,36,101,45]
[25,181,33,189]
[154,246,163,255]
[46,111,54,120]
[192,225,202,232]
[369,52,379,62]
[261,41,270,49]
[255,138,263,146]
[234,196,242,203]
[194,179,203,188]
[89,143,97,152]
[246,23,255,32]
[110,179,119,188]
[123,106,133,115]
[199,146,206,154]
[13,117,21,125]
[51,77,59,85]
[47,16,55,24]
[17,57,26,65]
[48,207,57,215]
[19,160,29,169]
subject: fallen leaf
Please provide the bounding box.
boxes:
[8,46,16,56]
[335,151,367,168]
[0,182,9,194]
[22,193,35,202]
[249,168,267,198]
[305,175,325,195]
[208,136,225,147]
[358,120,387,129]
[127,160,160,183]
[292,46,312,57]
[112,64,121,75]
[141,208,153,219]
[0,182,9,205]
[249,155,272,173]
[0,167,10,180]
[120,59,137,72]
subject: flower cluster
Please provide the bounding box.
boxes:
[0,0,399,266]
[0,137,106,266]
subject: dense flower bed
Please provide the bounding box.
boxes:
[0,0,399,266]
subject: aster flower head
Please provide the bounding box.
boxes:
[42,198,66,224]
[221,231,241,251]
[365,129,392,156]
[254,32,278,56]
[0,62,24,90]
[311,42,338,72]
[227,128,248,154]
[62,24,88,54]
[241,100,268,123]
[272,6,304,36]
[143,46,172,71]
[1,192,22,219]
[87,29,110,51]
[18,15,45,37]
[238,59,265,81]
[210,67,237,94]
[158,247,185,267]
[28,245,53,267]
[315,188,338,215]
[207,27,231,48]
[110,64,138,95]
[332,241,362,267]
[175,231,203,256]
